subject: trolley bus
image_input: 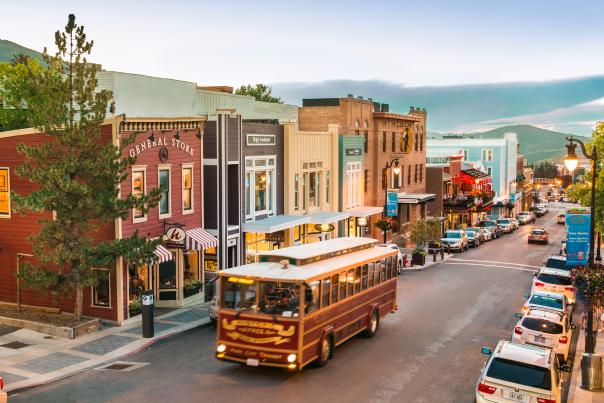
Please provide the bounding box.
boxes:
[215,237,398,370]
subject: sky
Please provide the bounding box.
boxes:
[3,0,604,88]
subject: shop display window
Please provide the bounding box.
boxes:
[183,251,201,298]
[0,168,10,217]
[159,260,177,290]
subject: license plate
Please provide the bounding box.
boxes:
[246,358,259,366]
[504,390,525,401]
[534,335,547,344]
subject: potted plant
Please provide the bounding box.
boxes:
[183,278,202,298]
[129,298,142,317]
[411,247,427,265]
[409,219,430,266]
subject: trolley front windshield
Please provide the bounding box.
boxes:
[221,277,301,317]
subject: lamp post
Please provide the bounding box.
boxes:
[564,135,597,353]
[383,158,401,243]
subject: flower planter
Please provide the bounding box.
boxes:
[411,253,426,266]
[184,285,201,299]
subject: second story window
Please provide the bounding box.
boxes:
[482,149,493,161]
[0,168,10,218]
[392,132,396,152]
[132,168,146,222]
[382,131,387,152]
[182,165,193,213]
[159,167,170,218]
[407,165,411,185]
[294,173,300,211]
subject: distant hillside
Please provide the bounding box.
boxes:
[0,39,45,64]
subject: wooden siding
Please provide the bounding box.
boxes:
[203,121,217,159]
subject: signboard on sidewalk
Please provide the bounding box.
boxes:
[386,191,398,217]
[566,212,590,267]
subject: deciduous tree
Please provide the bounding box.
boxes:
[234,83,282,103]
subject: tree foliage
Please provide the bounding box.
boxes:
[234,83,282,103]
[565,121,604,232]
[409,219,431,252]
[1,14,162,320]
[533,161,558,179]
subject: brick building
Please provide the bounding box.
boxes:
[298,96,433,243]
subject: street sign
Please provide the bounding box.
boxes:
[386,191,398,217]
[566,212,590,267]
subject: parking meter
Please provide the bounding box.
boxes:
[141,291,154,338]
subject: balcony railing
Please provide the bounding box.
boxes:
[443,194,493,210]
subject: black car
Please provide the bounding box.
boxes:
[477,220,502,238]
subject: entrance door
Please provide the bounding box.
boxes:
[227,244,238,269]
[156,260,178,302]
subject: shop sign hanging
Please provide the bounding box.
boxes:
[386,191,398,216]
[165,226,186,246]
[566,210,590,267]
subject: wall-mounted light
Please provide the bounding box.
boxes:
[148,130,155,142]
[357,217,368,227]
[174,129,180,140]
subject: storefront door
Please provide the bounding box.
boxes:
[156,260,178,303]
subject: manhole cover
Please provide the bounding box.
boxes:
[104,363,133,371]
[1,341,30,349]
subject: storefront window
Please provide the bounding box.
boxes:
[182,166,193,212]
[0,168,9,217]
[159,168,170,217]
[92,269,110,307]
[255,171,267,211]
[132,169,145,219]
[183,251,201,298]
[245,172,252,217]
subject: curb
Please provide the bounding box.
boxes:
[400,254,454,272]
[6,317,212,394]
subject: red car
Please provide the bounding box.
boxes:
[528,228,549,244]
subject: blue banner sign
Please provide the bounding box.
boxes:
[565,212,590,267]
[386,191,398,217]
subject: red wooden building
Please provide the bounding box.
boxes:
[0,115,217,323]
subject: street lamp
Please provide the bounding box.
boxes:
[564,135,598,353]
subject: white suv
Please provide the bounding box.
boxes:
[377,243,404,273]
[476,340,567,403]
[531,268,575,304]
[511,309,575,363]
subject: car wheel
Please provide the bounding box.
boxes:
[397,260,402,274]
[316,336,332,367]
[364,310,380,337]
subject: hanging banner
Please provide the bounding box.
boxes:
[386,191,398,217]
[565,211,590,267]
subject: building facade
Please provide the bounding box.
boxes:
[299,96,433,244]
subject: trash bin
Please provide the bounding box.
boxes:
[581,353,602,390]
[141,290,154,338]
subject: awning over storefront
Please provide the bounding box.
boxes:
[242,215,311,233]
[397,193,436,204]
[186,227,219,250]
[155,244,173,263]
[346,206,384,218]
[308,211,350,224]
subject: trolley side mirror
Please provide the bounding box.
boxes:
[514,313,523,319]
[480,347,492,355]
[523,292,530,299]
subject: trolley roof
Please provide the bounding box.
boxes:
[258,237,377,265]
[222,241,397,282]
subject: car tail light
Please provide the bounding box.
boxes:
[559,336,568,344]
[537,398,556,403]
[477,382,497,394]
[565,287,574,292]
[535,282,544,287]
[514,326,523,335]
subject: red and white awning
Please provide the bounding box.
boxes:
[186,228,218,250]
[154,244,173,263]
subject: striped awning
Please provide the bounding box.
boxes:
[186,227,219,250]
[155,244,173,263]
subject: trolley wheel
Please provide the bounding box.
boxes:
[364,309,380,338]
[316,336,332,367]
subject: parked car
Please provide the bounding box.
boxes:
[518,211,535,224]
[529,206,545,218]
[466,227,484,242]
[532,268,575,304]
[377,243,405,272]
[511,309,575,363]
[537,203,549,214]
[0,376,6,403]
[496,218,513,234]
[479,227,493,241]
[440,229,469,252]
[476,340,567,403]
[528,228,549,244]
[557,213,565,225]
[522,291,572,318]
[543,255,568,272]
[509,217,520,230]
[478,220,502,238]
[465,229,481,248]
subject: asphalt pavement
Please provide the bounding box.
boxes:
[10,204,575,403]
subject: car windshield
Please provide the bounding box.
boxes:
[537,273,572,286]
[522,317,563,334]
[529,295,563,310]
[444,231,461,238]
[498,219,510,224]
[486,358,552,390]
[221,278,301,317]
[545,258,566,270]
[531,230,545,235]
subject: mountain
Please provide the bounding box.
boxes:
[430,125,573,164]
[0,39,45,64]
[271,78,604,136]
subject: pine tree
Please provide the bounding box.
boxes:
[2,14,162,320]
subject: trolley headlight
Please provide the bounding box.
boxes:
[217,344,226,353]
[287,353,297,363]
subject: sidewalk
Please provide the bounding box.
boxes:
[568,327,604,402]
[0,301,211,393]
[400,249,455,272]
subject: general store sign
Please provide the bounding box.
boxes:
[128,137,194,158]
[246,134,275,146]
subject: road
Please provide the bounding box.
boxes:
[11,205,576,403]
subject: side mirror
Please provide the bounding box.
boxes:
[481,347,492,355]
[523,292,530,299]
[514,313,523,319]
